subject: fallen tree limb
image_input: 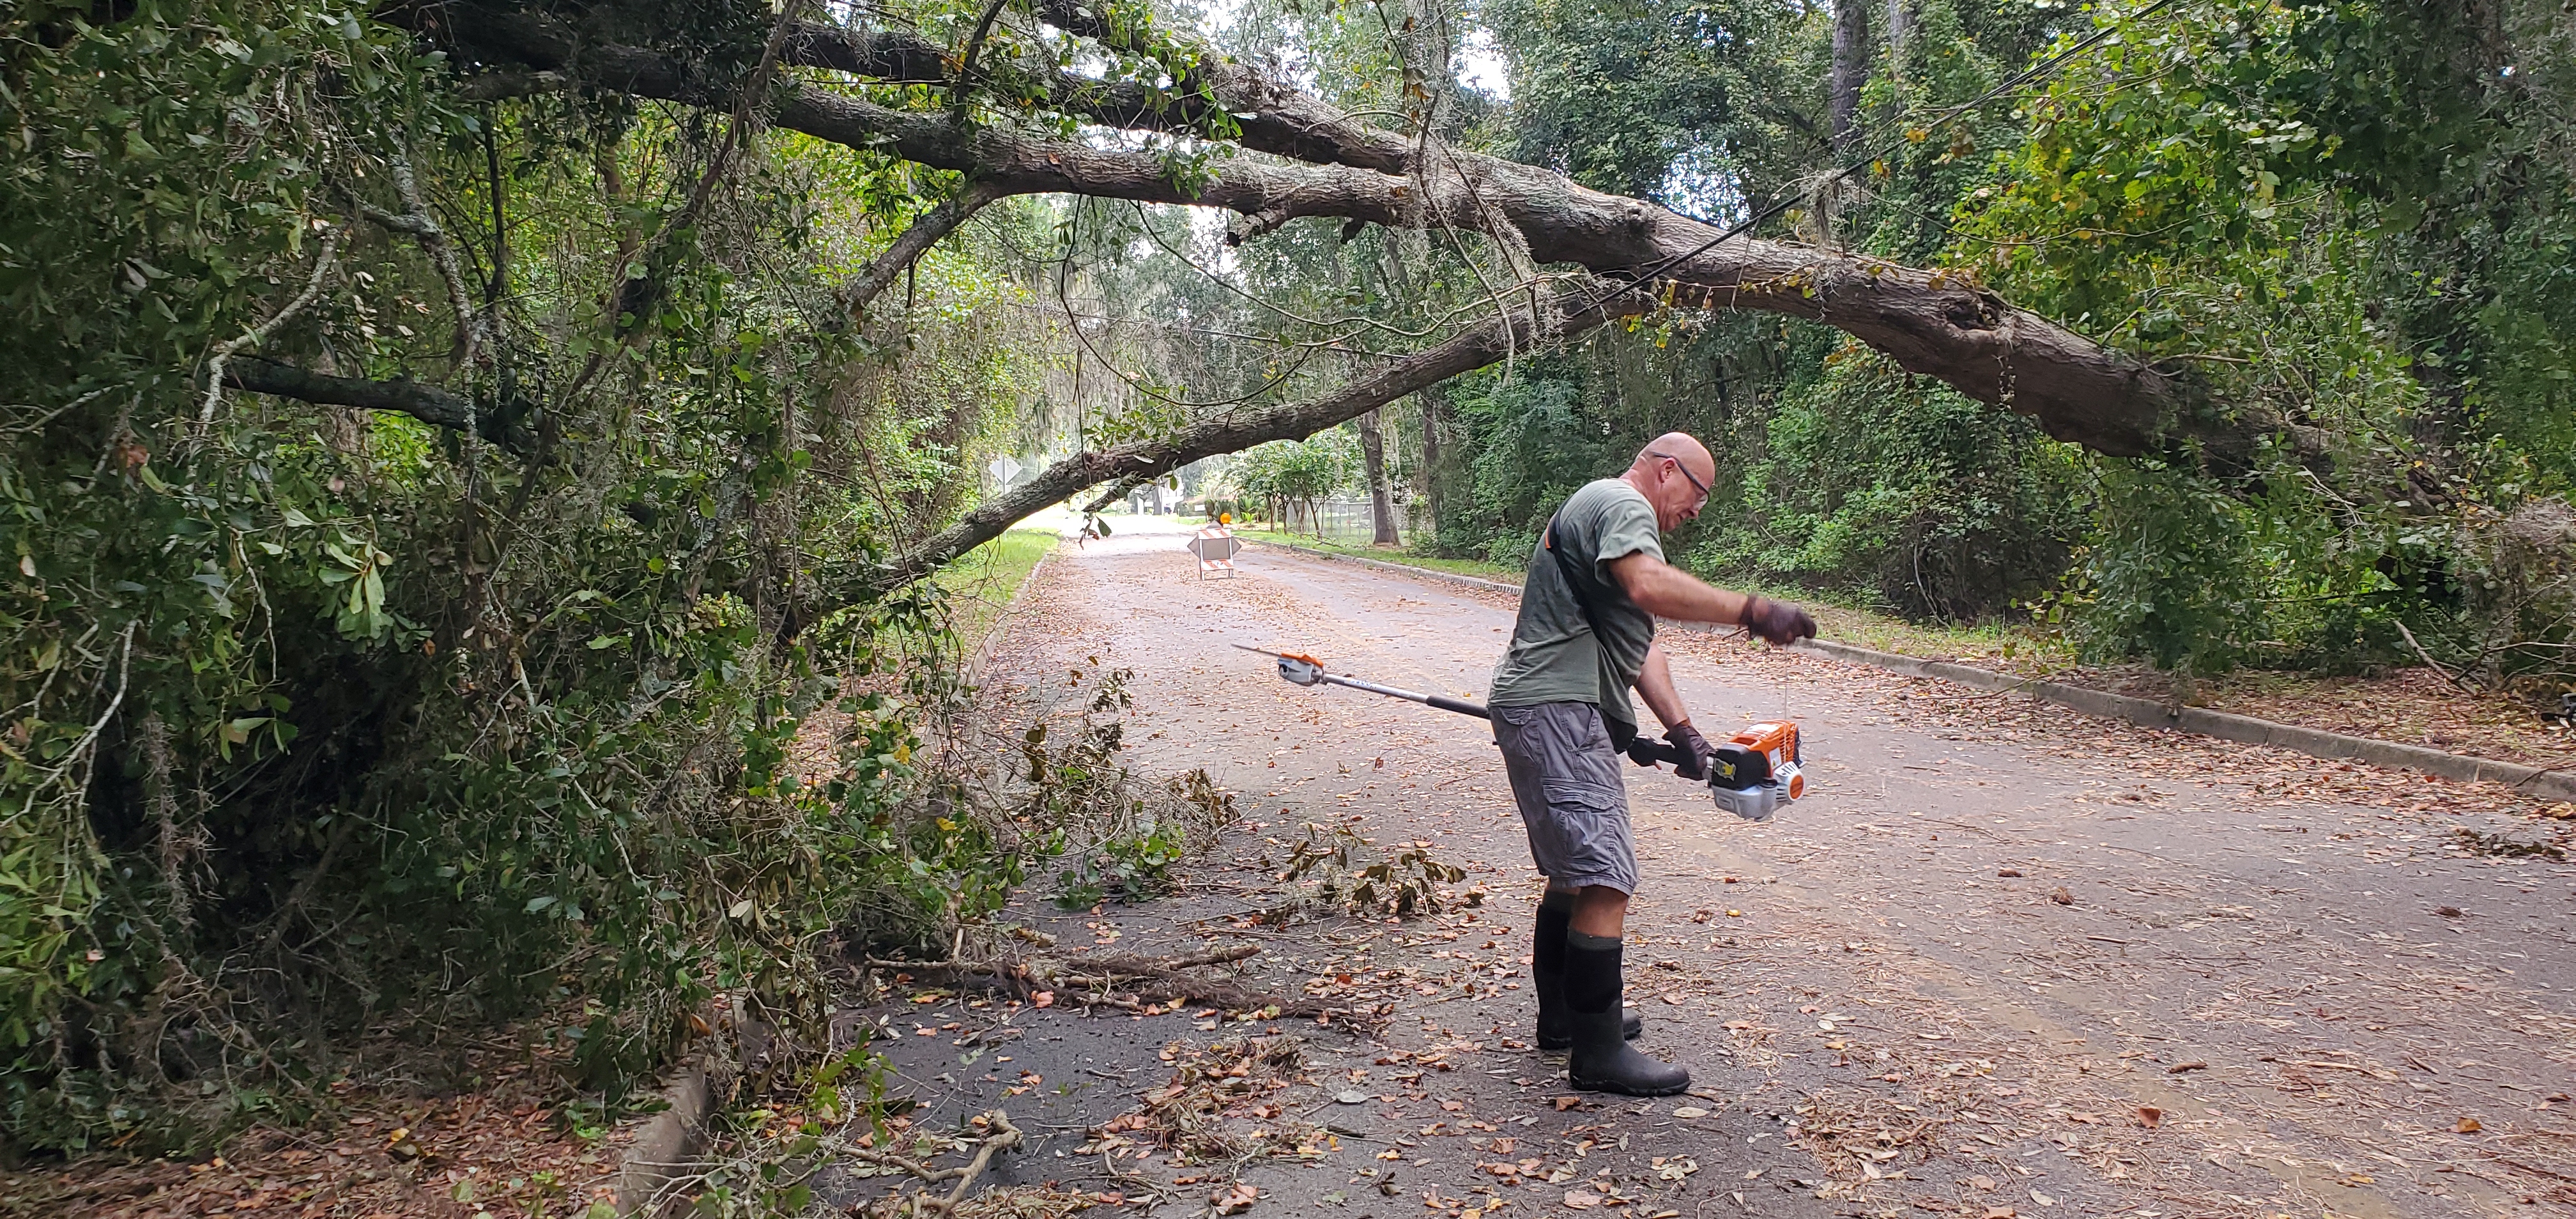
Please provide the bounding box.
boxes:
[861,956,1035,999]
[1075,977,1351,1023]
[223,356,536,454]
[837,178,1007,319]
[829,1109,1024,1218]
[846,282,1646,599]
[1085,945,1262,972]
[398,1,2280,463]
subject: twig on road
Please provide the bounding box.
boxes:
[834,1110,1025,1218]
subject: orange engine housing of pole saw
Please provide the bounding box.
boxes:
[1710,720,1803,798]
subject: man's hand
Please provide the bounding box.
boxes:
[1741,594,1817,645]
[1664,723,1713,781]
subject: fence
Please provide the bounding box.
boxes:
[1274,496,1417,546]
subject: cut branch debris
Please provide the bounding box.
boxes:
[858,943,1367,1025]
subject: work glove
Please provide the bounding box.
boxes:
[1664,722,1713,782]
[1740,594,1818,646]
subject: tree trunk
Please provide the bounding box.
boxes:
[1418,385,1446,542]
[1358,409,1400,546]
[1830,1,1869,152]
[1885,0,1909,55]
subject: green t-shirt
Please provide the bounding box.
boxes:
[1487,478,1664,727]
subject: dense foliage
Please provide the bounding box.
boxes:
[1422,0,2575,687]
[0,0,1050,1154]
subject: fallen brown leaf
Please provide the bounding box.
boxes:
[2136,1106,2162,1129]
[2457,1117,2482,1133]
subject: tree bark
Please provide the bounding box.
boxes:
[387,0,2339,616]
[224,356,534,454]
[1357,408,1400,546]
[775,80,2212,456]
[1418,384,1446,540]
[1831,0,1869,152]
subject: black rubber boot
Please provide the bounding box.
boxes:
[1535,992,1644,1050]
[1533,894,1641,1049]
[1567,1007,1689,1096]
[1563,933,1689,1096]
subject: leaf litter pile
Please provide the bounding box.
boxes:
[0,1033,626,1218]
[1078,1035,1332,1216]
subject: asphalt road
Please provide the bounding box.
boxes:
[862,516,2576,1219]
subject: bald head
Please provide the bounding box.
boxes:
[1632,433,1713,485]
[1623,432,1715,530]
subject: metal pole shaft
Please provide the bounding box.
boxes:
[1319,674,1490,719]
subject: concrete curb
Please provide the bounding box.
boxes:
[1244,539,2576,803]
[1797,638,2576,801]
[1245,539,1524,597]
[610,1046,735,1217]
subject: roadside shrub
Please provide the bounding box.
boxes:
[1692,344,2088,620]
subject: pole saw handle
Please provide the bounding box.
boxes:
[1625,736,1690,769]
[1425,694,1491,719]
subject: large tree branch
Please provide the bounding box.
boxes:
[407,4,2240,459]
[770,86,2225,457]
[845,284,1649,601]
[224,356,535,454]
[781,21,947,82]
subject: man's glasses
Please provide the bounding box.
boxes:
[1643,450,1710,498]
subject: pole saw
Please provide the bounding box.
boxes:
[1234,645,1805,822]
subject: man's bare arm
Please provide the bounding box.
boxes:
[1607,552,1818,645]
[1606,551,1749,625]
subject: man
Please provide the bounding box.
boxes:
[1488,434,1816,1096]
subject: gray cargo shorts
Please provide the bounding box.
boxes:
[1491,701,1637,894]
